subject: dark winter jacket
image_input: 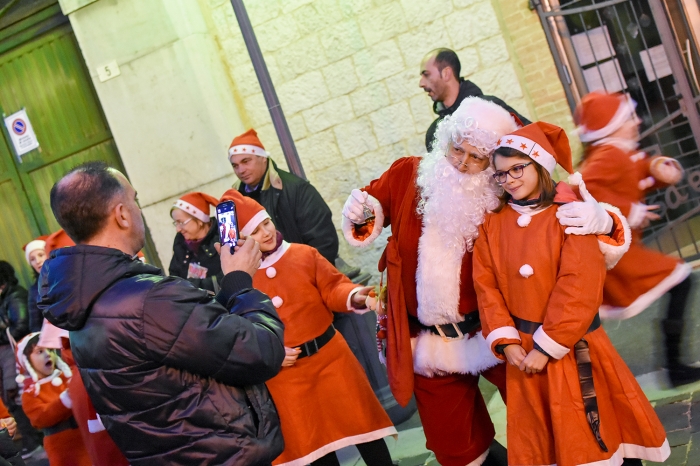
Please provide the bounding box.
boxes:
[425,78,531,152]
[168,220,223,292]
[27,277,42,332]
[38,245,285,466]
[0,283,29,345]
[235,158,339,263]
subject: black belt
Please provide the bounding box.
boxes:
[43,416,78,437]
[409,311,481,342]
[512,314,601,335]
[297,325,335,359]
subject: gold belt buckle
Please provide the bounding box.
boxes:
[435,323,464,342]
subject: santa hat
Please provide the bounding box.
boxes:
[496,121,581,184]
[45,229,75,254]
[15,332,72,396]
[228,129,269,161]
[574,91,637,142]
[219,189,270,236]
[171,192,218,223]
[23,235,48,265]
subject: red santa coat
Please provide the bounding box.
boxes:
[22,373,92,466]
[474,191,669,465]
[580,143,690,319]
[253,242,396,466]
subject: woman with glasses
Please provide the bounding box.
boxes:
[168,192,222,293]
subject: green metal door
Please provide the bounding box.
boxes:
[0,4,148,287]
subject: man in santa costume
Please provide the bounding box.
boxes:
[342,97,629,466]
[575,91,700,387]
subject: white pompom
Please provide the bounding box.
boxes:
[15,374,25,384]
[519,264,534,278]
[51,376,63,386]
[517,215,531,227]
[265,267,277,279]
[271,296,283,308]
[568,172,583,186]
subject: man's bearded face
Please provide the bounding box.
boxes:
[446,140,490,174]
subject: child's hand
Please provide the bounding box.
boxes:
[0,417,16,437]
[282,346,301,368]
[503,345,527,367]
[519,349,549,374]
[351,286,374,312]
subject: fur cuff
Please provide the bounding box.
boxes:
[342,195,384,248]
[88,416,106,433]
[533,327,569,360]
[411,331,502,377]
[598,203,631,270]
[485,326,521,352]
[59,389,72,409]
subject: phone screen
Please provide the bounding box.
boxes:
[216,201,239,249]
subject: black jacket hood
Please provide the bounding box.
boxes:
[433,78,483,116]
[38,245,161,331]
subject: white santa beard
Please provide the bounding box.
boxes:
[415,155,500,325]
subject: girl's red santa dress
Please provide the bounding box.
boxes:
[474,122,669,466]
[220,190,396,466]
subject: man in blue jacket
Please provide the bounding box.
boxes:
[39,161,285,465]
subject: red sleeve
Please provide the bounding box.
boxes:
[22,389,73,429]
[313,248,359,313]
[0,399,10,419]
[473,221,521,359]
[364,157,419,228]
[580,146,638,217]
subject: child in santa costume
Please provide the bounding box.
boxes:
[219,189,397,466]
[15,333,91,466]
[574,91,700,387]
[474,121,669,466]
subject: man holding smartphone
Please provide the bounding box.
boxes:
[38,161,285,465]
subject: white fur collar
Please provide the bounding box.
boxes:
[260,241,290,268]
[508,203,551,217]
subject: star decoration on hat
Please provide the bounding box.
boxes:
[506,139,513,144]
[532,150,539,158]
[520,143,527,150]
[497,139,502,145]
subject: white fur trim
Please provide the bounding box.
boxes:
[24,240,46,265]
[271,296,283,308]
[600,263,691,320]
[519,264,534,278]
[411,331,502,377]
[172,199,210,223]
[265,267,276,278]
[578,96,636,142]
[241,210,271,237]
[517,214,531,227]
[576,439,670,465]
[533,326,570,359]
[346,286,364,311]
[497,134,557,173]
[228,143,269,159]
[260,241,290,268]
[87,416,106,433]
[59,389,72,409]
[598,203,631,270]
[485,326,521,350]
[275,426,397,466]
[342,195,384,248]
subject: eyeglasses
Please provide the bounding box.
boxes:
[172,218,193,228]
[492,162,533,184]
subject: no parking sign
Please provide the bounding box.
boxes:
[3,109,39,161]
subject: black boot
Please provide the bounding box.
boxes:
[662,319,700,387]
[481,440,508,466]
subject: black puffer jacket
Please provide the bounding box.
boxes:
[27,277,42,332]
[425,78,531,152]
[0,283,29,345]
[38,245,285,465]
[168,220,223,292]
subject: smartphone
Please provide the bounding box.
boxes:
[216,200,239,253]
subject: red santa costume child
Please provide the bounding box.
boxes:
[475,121,669,466]
[15,332,92,466]
[575,91,700,387]
[341,97,630,466]
[218,189,397,466]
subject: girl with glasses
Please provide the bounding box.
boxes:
[473,122,669,466]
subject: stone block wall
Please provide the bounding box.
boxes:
[202,0,573,274]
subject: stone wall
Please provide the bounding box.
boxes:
[202,0,573,274]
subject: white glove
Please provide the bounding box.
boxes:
[342,189,371,224]
[556,182,614,235]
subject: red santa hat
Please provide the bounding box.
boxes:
[171,192,219,223]
[574,91,637,142]
[496,121,575,177]
[23,235,49,266]
[15,332,72,396]
[228,129,269,161]
[45,229,75,254]
[219,189,270,237]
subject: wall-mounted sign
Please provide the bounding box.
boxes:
[97,60,121,82]
[3,109,39,161]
